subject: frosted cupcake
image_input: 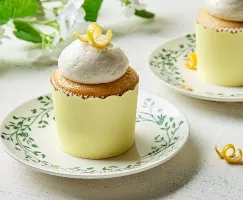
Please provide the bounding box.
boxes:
[196,0,243,86]
[50,23,139,159]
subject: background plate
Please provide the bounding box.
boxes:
[149,34,243,102]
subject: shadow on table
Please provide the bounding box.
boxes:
[28,134,201,200]
[172,91,243,118]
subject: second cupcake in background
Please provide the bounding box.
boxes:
[196,0,243,86]
[51,23,139,159]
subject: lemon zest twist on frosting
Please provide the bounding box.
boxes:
[185,52,197,70]
[215,144,242,164]
[73,22,113,49]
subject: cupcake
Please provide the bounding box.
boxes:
[50,23,139,159]
[196,0,243,86]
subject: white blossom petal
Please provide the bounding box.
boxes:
[132,0,148,4]
[51,34,61,47]
[57,14,69,39]
[133,4,146,10]
[132,4,146,10]
[124,7,136,17]
[77,7,86,18]
[69,0,84,9]
[131,0,147,10]
[67,12,77,28]
[64,3,76,14]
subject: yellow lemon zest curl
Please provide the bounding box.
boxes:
[215,144,242,164]
[73,22,112,49]
[185,52,197,70]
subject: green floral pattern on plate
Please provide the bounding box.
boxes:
[1,92,188,177]
[150,34,195,87]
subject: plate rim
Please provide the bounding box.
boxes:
[0,91,190,179]
[148,33,243,103]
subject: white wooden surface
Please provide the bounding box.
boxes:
[1,0,243,199]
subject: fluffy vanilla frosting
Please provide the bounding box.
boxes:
[58,40,129,84]
[206,0,243,22]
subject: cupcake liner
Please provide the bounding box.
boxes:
[197,22,243,33]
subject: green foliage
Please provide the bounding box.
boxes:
[82,0,103,22]
[135,9,154,19]
[13,20,42,43]
[0,0,41,25]
[0,0,155,46]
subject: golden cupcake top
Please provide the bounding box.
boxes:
[51,67,139,99]
[196,9,243,31]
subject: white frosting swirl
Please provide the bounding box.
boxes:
[58,40,129,84]
[206,0,243,22]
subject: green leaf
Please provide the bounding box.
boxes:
[38,96,43,100]
[32,144,38,148]
[13,20,42,43]
[34,151,41,155]
[18,121,23,125]
[179,121,184,126]
[1,135,5,139]
[82,0,103,22]
[13,116,19,120]
[135,9,155,19]
[31,109,37,114]
[172,122,176,128]
[0,0,40,25]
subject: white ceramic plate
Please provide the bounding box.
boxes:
[149,34,243,102]
[0,91,189,179]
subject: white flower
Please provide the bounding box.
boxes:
[131,0,147,10]
[57,0,86,40]
[27,0,85,62]
[51,33,61,47]
[123,0,147,17]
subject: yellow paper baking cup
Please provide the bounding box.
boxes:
[196,23,243,86]
[52,85,138,159]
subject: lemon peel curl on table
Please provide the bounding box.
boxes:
[73,22,112,49]
[215,144,242,164]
